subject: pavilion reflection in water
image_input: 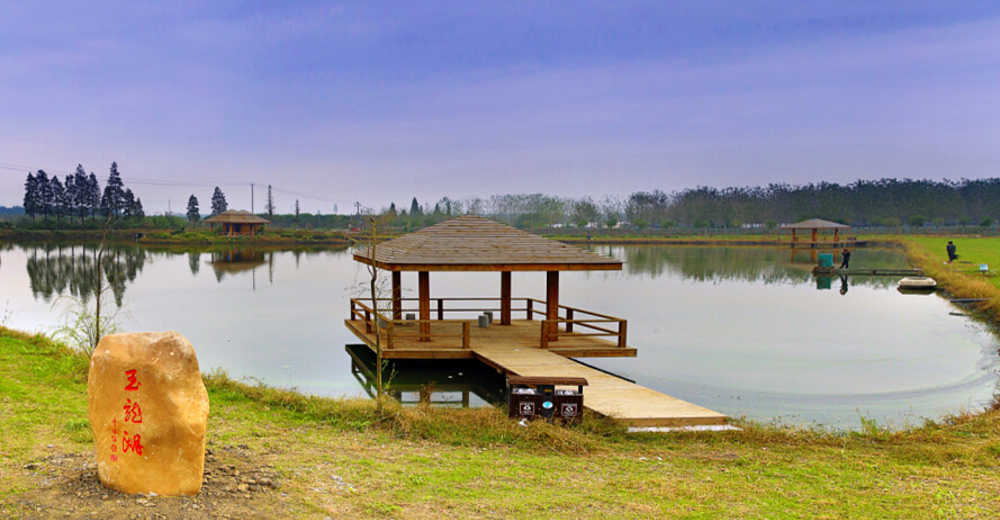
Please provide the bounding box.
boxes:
[209,249,273,285]
[346,345,507,407]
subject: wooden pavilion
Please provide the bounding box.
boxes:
[780,218,853,248]
[204,210,271,237]
[346,215,728,427]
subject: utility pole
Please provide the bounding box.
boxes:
[251,183,254,213]
[355,201,361,223]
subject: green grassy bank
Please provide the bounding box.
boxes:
[2,325,1000,518]
[900,236,1000,320]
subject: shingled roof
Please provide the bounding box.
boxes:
[354,215,622,271]
[779,218,850,229]
[203,210,272,224]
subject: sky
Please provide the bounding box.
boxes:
[2,1,999,214]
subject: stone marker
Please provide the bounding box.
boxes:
[88,331,210,496]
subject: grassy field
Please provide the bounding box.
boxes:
[901,236,1000,319]
[2,325,1000,519]
[2,236,1000,518]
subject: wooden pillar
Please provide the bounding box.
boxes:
[791,229,796,242]
[419,271,430,341]
[500,271,512,325]
[834,229,840,242]
[392,271,402,320]
[811,228,818,242]
[546,271,559,342]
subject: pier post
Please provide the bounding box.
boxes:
[500,271,512,325]
[546,271,559,342]
[392,271,402,320]
[419,271,430,341]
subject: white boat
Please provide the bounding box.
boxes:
[897,277,937,290]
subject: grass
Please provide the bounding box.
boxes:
[3,325,1000,518]
[900,236,1000,319]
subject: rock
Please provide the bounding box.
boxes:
[88,332,210,496]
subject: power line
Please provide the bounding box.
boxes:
[270,186,347,204]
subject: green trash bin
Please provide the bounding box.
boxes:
[818,253,834,268]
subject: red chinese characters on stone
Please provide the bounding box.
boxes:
[122,432,144,456]
[124,369,141,391]
[122,399,143,423]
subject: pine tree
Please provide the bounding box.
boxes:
[35,170,52,220]
[50,175,66,222]
[210,187,227,216]
[388,202,397,217]
[410,197,421,216]
[23,172,38,221]
[135,198,145,220]
[73,165,89,224]
[87,173,101,220]
[187,195,200,223]
[64,173,78,223]
[122,188,136,219]
[101,162,125,217]
[266,185,275,217]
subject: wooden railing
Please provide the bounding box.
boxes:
[349,297,627,349]
[524,298,628,349]
[350,298,471,349]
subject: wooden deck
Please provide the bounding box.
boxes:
[344,317,728,427]
[475,348,727,427]
[344,318,637,359]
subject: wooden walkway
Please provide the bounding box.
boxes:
[344,315,728,427]
[474,348,727,427]
[812,268,923,276]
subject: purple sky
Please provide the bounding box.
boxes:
[2,2,998,214]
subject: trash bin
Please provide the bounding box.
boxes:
[818,253,834,268]
[507,376,586,423]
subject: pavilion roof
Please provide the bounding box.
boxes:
[354,215,622,271]
[779,218,851,230]
[203,210,272,225]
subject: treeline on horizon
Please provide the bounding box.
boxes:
[373,178,1000,230]
[8,175,1000,231]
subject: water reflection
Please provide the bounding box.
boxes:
[4,242,996,428]
[346,345,506,407]
[605,245,907,288]
[21,243,147,307]
[208,249,272,284]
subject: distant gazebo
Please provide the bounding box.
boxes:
[204,210,271,237]
[780,218,852,247]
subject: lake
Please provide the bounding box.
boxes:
[2,242,997,429]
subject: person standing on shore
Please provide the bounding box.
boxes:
[947,241,957,263]
[839,249,851,269]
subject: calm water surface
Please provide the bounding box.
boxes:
[2,242,997,429]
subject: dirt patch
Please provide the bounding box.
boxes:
[7,444,292,520]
